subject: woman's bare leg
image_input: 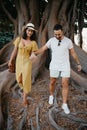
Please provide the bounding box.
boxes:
[23,92,29,106]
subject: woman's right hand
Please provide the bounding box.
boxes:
[29,52,38,63]
[29,52,36,60]
[8,60,14,72]
[8,60,12,68]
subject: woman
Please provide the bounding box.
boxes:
[8,23,38,106]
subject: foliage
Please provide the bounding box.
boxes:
[75,0,87,32]
[0,0,47,48]
[0,0,87,48]
[0,32,13,49]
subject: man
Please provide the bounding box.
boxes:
[31,24,82,114]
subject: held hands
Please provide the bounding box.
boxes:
[77,64,82,72]
[29,52,38,63]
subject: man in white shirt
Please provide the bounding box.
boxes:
[31,24,82,114]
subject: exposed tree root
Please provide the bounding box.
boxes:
[78,123,87,130]
[71,69,87,93]
[49,106,65,130]
[0,70,15,129]
[18,107,28,130]
[0,62,8,72]
[7,103,13,130]
[60,113,87,124]
[1,76,87,130]
[36,106,40,130]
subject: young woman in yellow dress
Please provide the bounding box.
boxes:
[8,23,38,106]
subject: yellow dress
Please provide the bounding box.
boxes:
[13,37,38,93]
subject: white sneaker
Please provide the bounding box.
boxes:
[49,95,54,105]
[62,103,70,114]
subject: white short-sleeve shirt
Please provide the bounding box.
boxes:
[46,36,73,71]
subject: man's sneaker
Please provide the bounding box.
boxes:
[62,103,70,114]
[49,95,54,105]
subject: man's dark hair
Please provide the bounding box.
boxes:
[53,24,62,30]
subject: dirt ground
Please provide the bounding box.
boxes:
[2,70,87,130]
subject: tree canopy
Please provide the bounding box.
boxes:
[0,0,87,46]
